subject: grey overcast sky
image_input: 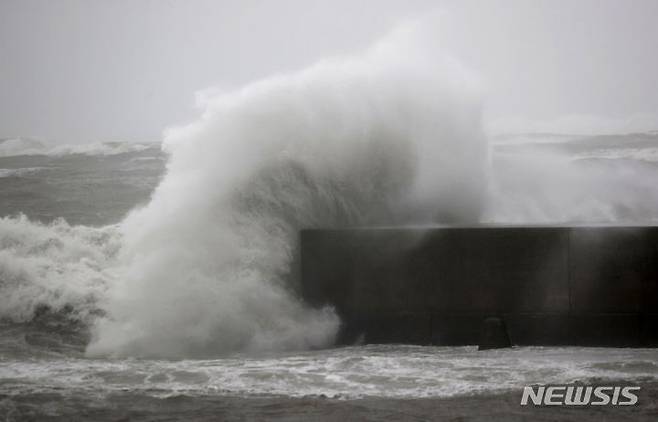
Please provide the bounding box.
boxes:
[1,0,657,142]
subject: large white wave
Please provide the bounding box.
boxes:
[83,22,486,358]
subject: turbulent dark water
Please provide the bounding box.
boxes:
[0,141,165,225]
[1,136,658,420]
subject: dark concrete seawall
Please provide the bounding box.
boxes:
[300,227,658,347]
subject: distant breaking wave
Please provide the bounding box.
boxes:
[0,167,47,178]
[573,147,658,163]
[0,138,158,158]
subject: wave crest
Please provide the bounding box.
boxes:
[0,215,120,324]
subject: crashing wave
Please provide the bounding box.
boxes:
[0,215,120,324]
[85,21,486,358]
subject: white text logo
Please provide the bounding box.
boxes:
[520,385,640,406]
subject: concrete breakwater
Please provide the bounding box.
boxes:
[300,227,658,347]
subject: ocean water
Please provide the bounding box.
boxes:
[0,141,164,226]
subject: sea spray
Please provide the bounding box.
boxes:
[486,141,658,223]
[85,21,487,358]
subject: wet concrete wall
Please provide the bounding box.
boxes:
[300,227,658,347]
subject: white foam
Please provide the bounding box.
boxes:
[0,215,120,322]
[2,346,657,399]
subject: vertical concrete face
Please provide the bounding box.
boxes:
[570,227,649,313]
[300,226,658,347]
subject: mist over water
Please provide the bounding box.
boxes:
[1,20,658,360]
[487,134,658,224]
